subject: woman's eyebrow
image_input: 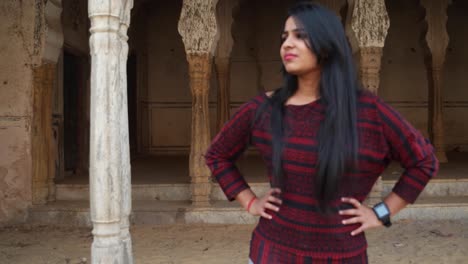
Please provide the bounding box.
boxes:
[282,28,306,34]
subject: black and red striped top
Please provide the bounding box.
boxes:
[205,91,438,263]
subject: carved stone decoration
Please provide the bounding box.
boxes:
[358,46,383,94]
[349,0,390,205]
[178,0,219,55]
[345,0,359,54]
[88,0,133,262]
[350,0,389,93]
[178,0,219,206]
[188,54,214,206]
[316,0,346,20]
[215,0,238,131]
[118,0,134,263]
[351,0,389,48]
[421,0,451,163]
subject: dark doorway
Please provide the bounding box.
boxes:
[63,50,87,177]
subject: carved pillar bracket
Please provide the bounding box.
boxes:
[349,0,390,205]
[88,0,132,262]
[215,0,238,131]
[351,0,389,93]
[178,0,219,207]
[421,0,451,163]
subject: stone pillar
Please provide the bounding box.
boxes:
[118,1,133,263]
[421,0,450,163]
[32,63,55,205]
[178,0,219,207]
[350,0,390,205]
[118,0,133,262]
[88,0,133,262]
[215,0,238,131]
[32,0,64,205]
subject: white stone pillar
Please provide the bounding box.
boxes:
[118,0,133,263]
[178,0,219,207]
[88,0,133,263]
[421,0,450,163]
[349,0,390,205]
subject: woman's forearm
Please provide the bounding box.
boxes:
[383,192,409,217]
[235,188,257,210]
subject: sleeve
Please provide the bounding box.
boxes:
[204,99,258,201]
[376,97,439,203]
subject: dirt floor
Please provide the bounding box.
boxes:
[0,219,467,264]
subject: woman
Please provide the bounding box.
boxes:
[205,2,438,263]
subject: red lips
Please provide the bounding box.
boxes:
[283,53,297,61]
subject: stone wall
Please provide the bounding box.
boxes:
[380,0,468,151]
[0,0,43,224]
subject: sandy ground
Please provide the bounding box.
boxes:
[0,220,467,264]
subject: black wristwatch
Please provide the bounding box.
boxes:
[372,202,392,227]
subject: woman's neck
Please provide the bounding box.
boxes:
[296,70,321,100]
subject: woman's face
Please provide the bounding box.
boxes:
[280,17,319,76]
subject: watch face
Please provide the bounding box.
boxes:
[375,204,389,217]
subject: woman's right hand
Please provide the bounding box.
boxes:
[249,188,282,219]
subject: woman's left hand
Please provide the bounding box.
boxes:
[339,197,383,236]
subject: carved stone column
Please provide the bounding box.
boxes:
[421,0,450,163]
[215,0,238,131]
[178,0,219,207]
[350,0,390,205]
[88,0,132,262]
[32,0,64,205]
[351,0,389,94]
[118,0,134,263]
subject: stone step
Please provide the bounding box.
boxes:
[382,178,468,197]
[55,182,272,201]
[28,196,468,227]
[56,178,468,202]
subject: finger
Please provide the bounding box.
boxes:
[260,211,273,220]
[267,195,282,205]
[264,202,280,212]
[268,188,282,196]
[339,209,359,216]
[351,226,366,236]
[341,197,362,208]
[342,217,362,225]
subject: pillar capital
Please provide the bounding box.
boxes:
[351,0,389,48]
[178,0,219,56]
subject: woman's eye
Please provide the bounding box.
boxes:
[296,33,307,39]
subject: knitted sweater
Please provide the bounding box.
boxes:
[205,91,438,263]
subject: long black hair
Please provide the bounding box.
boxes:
[257,2,361,211]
